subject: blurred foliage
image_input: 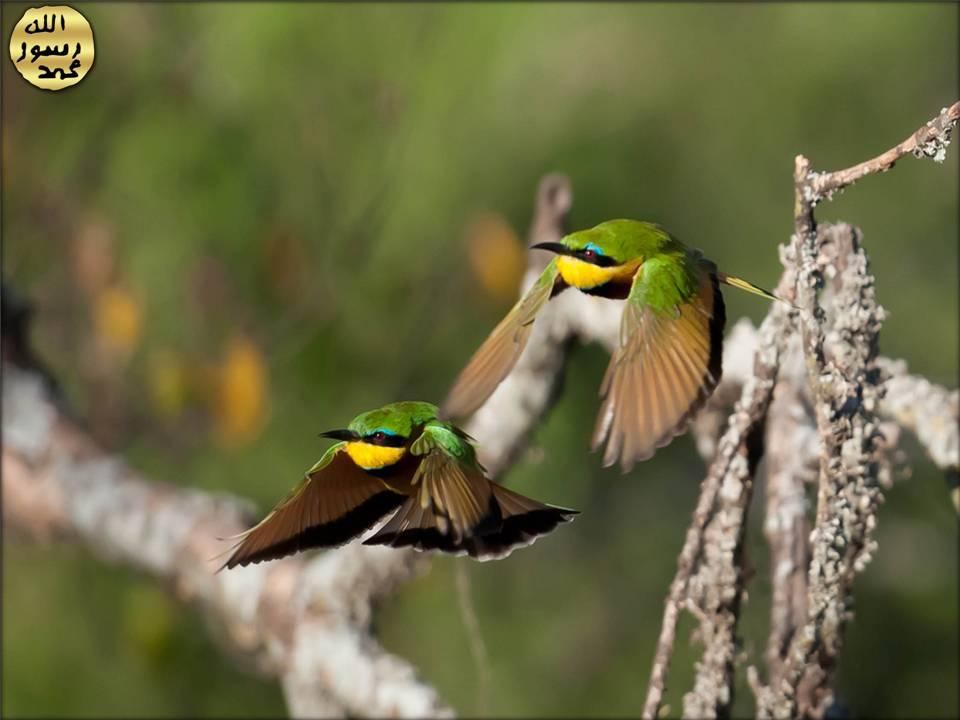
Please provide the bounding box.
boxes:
[3,2,957,717]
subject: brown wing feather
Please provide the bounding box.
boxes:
[414,450,496,541]
[221,449,403,569]
[364,448,497,549]
[441,261,563,420]
[592,264,724,471]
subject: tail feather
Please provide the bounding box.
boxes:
[363,481,576,561]
[469,484,578,561]
[717,272,794,307]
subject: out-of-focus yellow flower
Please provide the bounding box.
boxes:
[93,285,142,361]
[465,212,526,305]
[213,334,269,447]
[147,349,187,419]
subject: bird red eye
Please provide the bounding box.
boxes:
[583,249,596,260]
[373,431,385,441]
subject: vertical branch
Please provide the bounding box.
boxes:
[643,258,798,719]
[757,224,887,718]
[467,173,623,475]
[755,335,817,692]
[680,413,765,719]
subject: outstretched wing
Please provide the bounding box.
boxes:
[441,260,563,420]
[366,423,577,560]
[592,256,724,472]
[220,443,404,570]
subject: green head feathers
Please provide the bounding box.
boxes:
[346,401,439,440]
[560,219,678,265]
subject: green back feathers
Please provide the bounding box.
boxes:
[633,253,702,316]
[560,219,681,265]
[412,421,478,464]
[348,401,440,438]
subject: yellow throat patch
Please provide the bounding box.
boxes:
[345,442,406,470]
[556,256,641,290]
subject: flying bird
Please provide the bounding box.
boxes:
[220,401,576,569]
[442,219,782,471]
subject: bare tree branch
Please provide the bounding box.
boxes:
[692,325,958,489]
[757,224,886,718]
[759,334,816,690]
[807,102,959,201]
[643,252,799,720]
[875,358,959,473]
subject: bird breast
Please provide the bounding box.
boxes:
[344,442,407,470]
[556,256,641,290]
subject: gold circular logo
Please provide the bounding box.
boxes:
[9,5,94,91]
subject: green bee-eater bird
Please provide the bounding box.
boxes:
[221,401,576,569]
[442,219,780,472]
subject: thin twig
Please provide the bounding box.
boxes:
[454,562,491,716]
[808,102,959,201]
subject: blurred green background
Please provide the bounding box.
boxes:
[3,2,957,717]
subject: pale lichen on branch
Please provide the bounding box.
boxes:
[643,100,959,720]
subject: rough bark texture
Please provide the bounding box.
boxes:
[758,224,887,719]
[761,334,816,690]
[876,356,959,503]
[691,326,958,498]
[644,243,797,720]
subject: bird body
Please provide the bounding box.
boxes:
[442,219,780,471]
[221,401,576,569]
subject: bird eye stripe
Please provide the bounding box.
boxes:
[365,428,406,446]
[578,244,618,267]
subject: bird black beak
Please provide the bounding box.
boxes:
[530,241,573,256]
[318,428,358,441]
